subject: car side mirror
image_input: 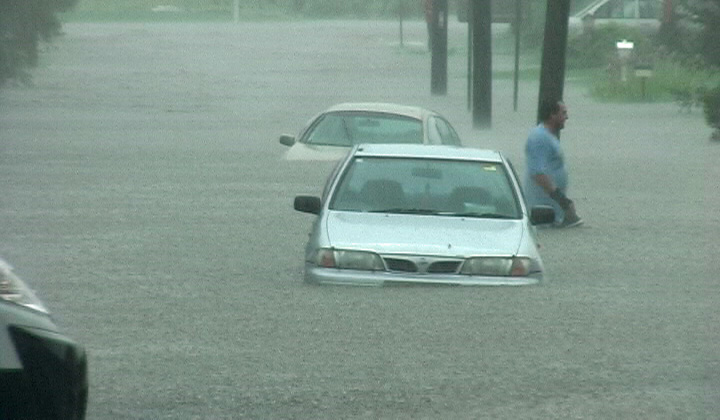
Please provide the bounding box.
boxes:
[530,205,555,225]
[279,134,296,147]
[294,195,321,215]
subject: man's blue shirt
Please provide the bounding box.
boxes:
[524,124,568,222]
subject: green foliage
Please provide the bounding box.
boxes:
[0,0,79,86]
[664,0,720,69]
[693,0,720,69]
[566,20,720,115]
[568,2,720,138]
[589,53,720,103]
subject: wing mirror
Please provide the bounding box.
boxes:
[279,134,296,147]
[530,205,555,225]
[294,195,321,215]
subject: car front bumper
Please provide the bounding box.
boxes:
[304,264,543,286]
[1,304,88,420]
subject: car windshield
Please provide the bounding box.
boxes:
[329,156,521,218]
[303,111,423,146]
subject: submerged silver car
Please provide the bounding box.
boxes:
[279,102,462,160]
[0,258,88,419]
[293,144,555,286]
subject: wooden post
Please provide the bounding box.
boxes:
[431,0,449,95]
[471,0,492,128]
[537,0,570,123]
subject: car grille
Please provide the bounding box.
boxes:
[382,257,462,274]
[384,258,418,272]
[427,260,462,273]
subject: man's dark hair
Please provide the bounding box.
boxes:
[538,100,563,122]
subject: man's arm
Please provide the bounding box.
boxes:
[533,173,572,210]
[532,173,555,195]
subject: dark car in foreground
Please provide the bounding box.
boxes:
[0,258,88,419]
[293,144,555,286]
[279,102,462,160]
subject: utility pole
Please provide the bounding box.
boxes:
[537,0,571,122]
[513,0,522,112]
[471,0,492,128]
[430,0,448,95]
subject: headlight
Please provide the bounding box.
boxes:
[0,259,49,313]
[315,249,385,271]
[460,257,530,277]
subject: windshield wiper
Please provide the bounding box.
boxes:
[368,208,442,215]
[449,212,515,219]
[367,209,515,219]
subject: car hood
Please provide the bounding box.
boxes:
[283,143,349,161]
[324,211,525,256]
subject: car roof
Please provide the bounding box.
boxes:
[352,144,504,162]
[324,102,435,120]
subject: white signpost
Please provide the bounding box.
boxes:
[616,39,634,82]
